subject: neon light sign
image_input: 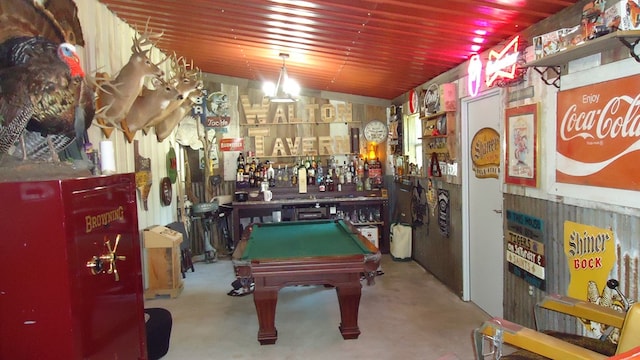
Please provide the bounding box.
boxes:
[467,54,482,97]
[466,36,526,97]
[485,36,520,87]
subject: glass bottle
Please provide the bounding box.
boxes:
[291,164,298,186]
[327,169,335,191]
[298,162,307,193]
[356,176,363,191]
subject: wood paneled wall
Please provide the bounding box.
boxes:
[411,179,464,297]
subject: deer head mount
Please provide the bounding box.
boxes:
[121,76,183,143]
[93,19,169,136]
[142,54,203,135]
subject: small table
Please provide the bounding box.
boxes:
[232,219,381,345]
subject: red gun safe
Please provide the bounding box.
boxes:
[0,173,147,359]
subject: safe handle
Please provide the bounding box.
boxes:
[86,234,127,281]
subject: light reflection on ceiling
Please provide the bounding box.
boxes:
[98,0,581,100]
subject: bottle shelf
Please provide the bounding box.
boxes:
[240,121,361,126]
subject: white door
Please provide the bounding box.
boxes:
[461,90,504,317]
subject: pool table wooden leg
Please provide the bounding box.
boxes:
[254,288,279,345]
[336,284,362,340]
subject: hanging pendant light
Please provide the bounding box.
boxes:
[262,53,300,103]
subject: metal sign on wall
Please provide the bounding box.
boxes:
[437,189,450,238]
[192,89,231,128]
[471,127,500,179]
[557,73,640,191]
[564,221,616,300]
[506,210,545,290]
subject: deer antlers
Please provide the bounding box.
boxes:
[93,18,169,136]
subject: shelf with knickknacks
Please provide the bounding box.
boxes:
[419,111,456,169]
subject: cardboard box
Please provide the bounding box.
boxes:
[357,226,379,248]
[533,30,562,59]
[581,0,606,40]
[558,25,583,50]
[604,0,640,31]
[532,26,584,60]
[439,83,457,112]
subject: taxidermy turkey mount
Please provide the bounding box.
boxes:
[0,0,95,166]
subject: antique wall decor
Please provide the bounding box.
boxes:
[506,210,546,290]
[556,73,640,191]
[505,104,538,187]
[470,127,500,179]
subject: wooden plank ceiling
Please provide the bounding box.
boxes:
[98,0,580,100]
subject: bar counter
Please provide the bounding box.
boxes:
[230,186,390,253]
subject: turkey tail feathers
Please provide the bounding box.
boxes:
[43,0,85,46]
[0,0,82,46]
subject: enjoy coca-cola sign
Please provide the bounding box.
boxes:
[557,74,640,190]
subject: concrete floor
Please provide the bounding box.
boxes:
[145,255,492,360]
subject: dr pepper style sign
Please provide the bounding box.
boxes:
[556,74,640,191]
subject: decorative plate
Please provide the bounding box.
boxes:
[160,177,172,206]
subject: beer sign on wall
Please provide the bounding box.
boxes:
[563,221,616,304]
[556,74,640,191]
[467,36,527,97]
[471,127,500,178]
[192,89,231,128]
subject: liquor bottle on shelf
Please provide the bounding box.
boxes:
[237,152,245,168]
[326,169,335,192]
[357,156,364,178]
[267,162,276,188]
[291,164,298,186]
[364,176,372,191]
[298,162,307,193]
[276,164,284,187]
[316,163,324,185]
[318,176,326,192]
[307,160,315,185]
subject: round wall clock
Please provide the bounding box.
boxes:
[364,120,388,143]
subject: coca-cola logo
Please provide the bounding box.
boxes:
[559,94,640,141]
[556,74,640,191]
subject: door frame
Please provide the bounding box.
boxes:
[461,88,501,302]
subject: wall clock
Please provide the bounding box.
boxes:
[364,120,388,143]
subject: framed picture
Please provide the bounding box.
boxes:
[505,104,538,187]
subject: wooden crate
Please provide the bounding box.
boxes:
[144,225,184,299]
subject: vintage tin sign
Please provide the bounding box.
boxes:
[557,74,640,190]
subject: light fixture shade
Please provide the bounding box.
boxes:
[264,53,299,103]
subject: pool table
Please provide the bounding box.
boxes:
[232,219,381,345]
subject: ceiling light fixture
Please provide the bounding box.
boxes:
[262,53,300,103]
